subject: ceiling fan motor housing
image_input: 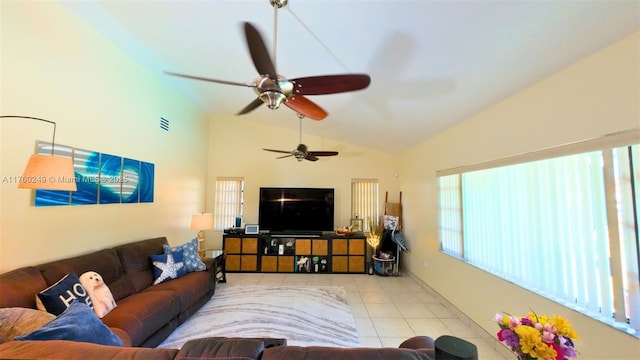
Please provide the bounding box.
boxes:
[253,76,294,109]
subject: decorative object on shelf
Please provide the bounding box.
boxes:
[335,227,354,236]
[350,217,363,232]
[0,115,76,191]
[190,213,214,257]
[494,312,579,360]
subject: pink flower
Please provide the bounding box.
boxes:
[542,330,555,343]
[509,315,520,328]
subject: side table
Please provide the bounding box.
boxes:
[206,249,226,283]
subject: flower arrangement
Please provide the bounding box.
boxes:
[494,312,579,360]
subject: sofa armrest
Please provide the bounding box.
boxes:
[176,337,286,360]
[0,340,178,360]
[202,257,215,271]
[400,336,436,359]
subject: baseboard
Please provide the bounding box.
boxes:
[407,272,513,358]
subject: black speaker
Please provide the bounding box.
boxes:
[434,335,478,360]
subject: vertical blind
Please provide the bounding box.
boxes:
[351,178,379,231]
[437,130,640,335]
[213,177,244,230]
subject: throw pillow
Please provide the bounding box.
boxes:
[79,271,117,318]
[15,301,123,346]
[0,308,55,340]
[150,251,186,285]
[35,272,91,316]
[163,237,206,272]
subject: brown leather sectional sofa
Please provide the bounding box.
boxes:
[0,237,217,347]
[0,336,442,359]
[0,237,478,360]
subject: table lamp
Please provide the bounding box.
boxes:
[190,213,213,256]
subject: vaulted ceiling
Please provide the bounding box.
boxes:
[63,0,639,153]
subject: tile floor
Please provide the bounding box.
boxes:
[223,272,511,359]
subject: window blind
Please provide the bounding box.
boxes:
[437,129,640,335]
[214,177,244,230]
[351,178,379,231]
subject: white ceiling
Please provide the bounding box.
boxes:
[62,0,639,153]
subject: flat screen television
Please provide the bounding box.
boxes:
[259,187,334,233]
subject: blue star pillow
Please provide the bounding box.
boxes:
[163,238,206,272]
[150,251,186,285]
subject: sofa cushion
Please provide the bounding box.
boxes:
[115,237,168,293]
[0,340,179,360]
[177,337,266,360]
[163,238,206,272]
[150,251,186,285]
[0,267,48,308]
[101,289,180,346]
[15,302,123,346]
[262,346,434,360]
[143,269,214,314]
[36,272,91,315]
[0,308,55,340]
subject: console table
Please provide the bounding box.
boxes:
[223,233,367,274]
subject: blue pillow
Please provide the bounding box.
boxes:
[163,238,206,272]
[36,272,91,316]
[150,251,186,285]
[15,301,123,346]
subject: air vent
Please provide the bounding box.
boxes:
[159,117,169,131]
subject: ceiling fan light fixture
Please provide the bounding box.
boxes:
[259,90,287,109]
[269,0,288,9]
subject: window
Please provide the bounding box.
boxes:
[351,178,379,231]
[437,130,639,336]
[213,177,244,230]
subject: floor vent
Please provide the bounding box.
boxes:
[160,117,169,131]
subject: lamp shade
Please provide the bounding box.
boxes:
[190,213,213,231]
[18,154,77,191]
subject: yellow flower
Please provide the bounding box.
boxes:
[550,314,579,340]
[530,343,557,360]
[514,325,558,359]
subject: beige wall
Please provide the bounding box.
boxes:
[203,115,400,249]
[0,2,210,272]
[399,32,640,359]
[1,1,638,357]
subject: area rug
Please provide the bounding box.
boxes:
[157,285,360,349]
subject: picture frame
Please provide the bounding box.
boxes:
[350,218,363,232]
[245,224,259,234]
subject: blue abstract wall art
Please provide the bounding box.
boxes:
[34,141,155,207]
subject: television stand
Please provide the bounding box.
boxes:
[222,233,367,274]
[269,230,323,238]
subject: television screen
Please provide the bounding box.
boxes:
[259,187,334,232]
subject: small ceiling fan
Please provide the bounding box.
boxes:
[165,0,370,120]
[263,115,338,162]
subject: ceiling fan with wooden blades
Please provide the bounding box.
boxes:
[263,115,339,161]
[165,0,370,120]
